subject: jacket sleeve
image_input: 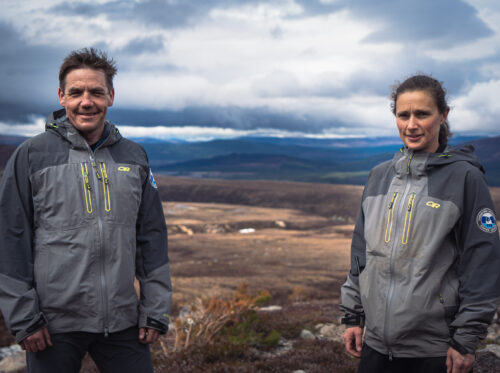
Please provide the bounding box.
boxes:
[450,167,500,354]
[135,167,172,334]
[339,191,367,326]
[0,144,48,343]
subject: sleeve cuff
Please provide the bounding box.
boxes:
[15,313,48,343]
[449,337,472,355]
[139,315,168,334]
[341,313,365,328]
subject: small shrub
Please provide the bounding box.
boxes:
[167,283,275,353]
[262,329,281,347]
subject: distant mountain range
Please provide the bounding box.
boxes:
[1,134,499,186]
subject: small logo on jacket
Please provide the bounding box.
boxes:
[118,166,130,172]
[477,208,497,233]
[426,201,440,208]
[149,169,158,189]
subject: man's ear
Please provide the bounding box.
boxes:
[108,88,115,107]
[58,87,65,107]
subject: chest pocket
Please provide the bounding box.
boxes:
[383,192,416,245]
[77,161,143,224]
[103,163,143,224]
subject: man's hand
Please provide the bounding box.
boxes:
[20,327,52,352]
[139,327,160,344]
[446,347,474,373]
[344,326,363,358]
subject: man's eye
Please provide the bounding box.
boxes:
[68,91,82,97]
[92,91,105,96]
[397,113,409,119]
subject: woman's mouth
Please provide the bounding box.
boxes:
[406,134,423,142]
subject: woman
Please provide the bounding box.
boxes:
[340,75,500,373]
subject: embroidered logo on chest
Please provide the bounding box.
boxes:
[426,201,441,209]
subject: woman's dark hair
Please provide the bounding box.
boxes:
[391,74,452,145]
[59,47,117,93]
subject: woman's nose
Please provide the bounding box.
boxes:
[407,115,418,128]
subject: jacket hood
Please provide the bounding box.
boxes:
[427,144,485,174]
[393,144,485,175]
[45,108,122,150]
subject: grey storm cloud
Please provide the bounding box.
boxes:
[119,35,166,55]
[51,0,494,48]
[281,0,492,48]
[107,106,340,133]
[52,0,261,29]
[0,21,64,121]
[338,0,493,47]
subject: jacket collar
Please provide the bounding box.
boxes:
[45,109,122,151]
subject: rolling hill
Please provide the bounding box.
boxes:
[1,134,499,185]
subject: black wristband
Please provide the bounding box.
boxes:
[449,338,469,355]
[341,314,364,327]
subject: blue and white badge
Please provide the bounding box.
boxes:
[149,168,158,189]
[477,208,497,233]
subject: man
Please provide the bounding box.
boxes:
[0,48,172,372]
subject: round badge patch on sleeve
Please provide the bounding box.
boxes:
[477,208,497,233]
[149,169,158,189]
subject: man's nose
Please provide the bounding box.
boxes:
[81,91,93,106]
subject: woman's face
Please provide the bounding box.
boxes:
[395,90,448,153]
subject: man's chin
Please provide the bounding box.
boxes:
[73,121,103,133]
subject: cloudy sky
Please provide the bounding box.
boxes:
[1,0,499,141]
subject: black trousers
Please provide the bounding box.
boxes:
[357,343,472,373]
[26,326,154,373]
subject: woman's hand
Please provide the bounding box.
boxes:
[138,327,160,344]
[344,326,363,358]
[446,347,474,373]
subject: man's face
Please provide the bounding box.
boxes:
[58,68,114,143]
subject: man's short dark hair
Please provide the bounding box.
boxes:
[59,47,117,93]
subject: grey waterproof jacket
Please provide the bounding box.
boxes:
[340,145,500,358]
[0,109,172,342]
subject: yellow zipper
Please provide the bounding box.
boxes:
[100,162,111,212]
[401,193,416,244]
[80,162,93,214]
[384,192,398,243]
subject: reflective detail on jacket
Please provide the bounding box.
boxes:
[0,109,172,342]
[340,145,500,357]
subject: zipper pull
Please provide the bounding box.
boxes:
[101,162,109,185]
[407,194,415,211]
[84,176,92,191]
[388,351,393,361]
[82,164,92,190]
[104,328,109,338]
[92,161,102,180]
[388,192,397,209]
